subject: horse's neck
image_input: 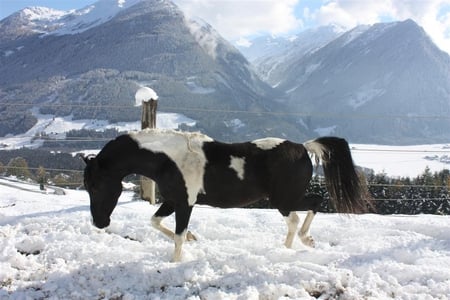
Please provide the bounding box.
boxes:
[108,148,162,181]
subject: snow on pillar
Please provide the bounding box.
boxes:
[135,87,159,205]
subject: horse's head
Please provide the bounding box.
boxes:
[81,154,123,229]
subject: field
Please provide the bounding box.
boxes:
[1,178,449,299]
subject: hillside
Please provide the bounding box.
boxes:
[240,20,450,144]
[0,0,297,142]
[2,1,450,144]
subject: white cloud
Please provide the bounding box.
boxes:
[313,0,450,54]
[315,1,392,28]
[174,0,301,40]
[235,37,252,48]
[173,0,450,54]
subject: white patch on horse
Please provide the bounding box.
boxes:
[130,129,213,206]
[229,156,245,180]
[304,139,328,166]
[252,137,285,150]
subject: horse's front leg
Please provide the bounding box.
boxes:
[151,202,197,242]
[151,202,175,239]
[172,204,194,262]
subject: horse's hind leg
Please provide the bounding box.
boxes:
[279,210,300,248]
[297,193,322,247]
[299,210,316,247]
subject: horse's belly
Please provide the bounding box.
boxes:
[196,185,267,208]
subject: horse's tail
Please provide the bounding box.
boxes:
[304,137,368,213]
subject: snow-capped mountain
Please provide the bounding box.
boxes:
[0,0,293,142]
[242,20,450,144]
[0,0,147,41]
[2,0,450,144]
[0,7,66,42]
[237,25,344,85]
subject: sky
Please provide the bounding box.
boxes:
[1,0,450,54]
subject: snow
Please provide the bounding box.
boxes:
[3,51,14,57]
[134,87,159,106]
[224,119,245,131]
[347,85,386,109]
[51,0,143,36]
[351,143,450,177]
[314,125,337,136]
[0,110,195,150]
[341,25,371,46]
[0,178,449,299]
[186,77,216,94]
[20,6,68,22]
[185,18,219,59]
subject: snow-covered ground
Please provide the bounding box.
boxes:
[0,178,449,299]
[0,110,195,150]
[351,143,450,177]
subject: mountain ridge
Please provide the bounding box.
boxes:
[0,0,298,143]
[1,0,450,144]
[241,19,450,144]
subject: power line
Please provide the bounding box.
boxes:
[3,166,83,173]
[3,102,450,120]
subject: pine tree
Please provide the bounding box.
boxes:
[6,157,32,179]
[36,166,47,190]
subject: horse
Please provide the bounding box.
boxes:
[82,128,367,262]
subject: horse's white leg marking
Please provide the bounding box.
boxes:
[151,215,175,239]
[172,229,187,262]
[284,212,299,248]
[229,156,245,180]
[151,215,197,241]
[298,210,316,247]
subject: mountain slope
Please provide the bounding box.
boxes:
[0,0,297,142]
[237,26,343,85]
[252,20,450,144]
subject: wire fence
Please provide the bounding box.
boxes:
[1,102,449,205]
[1,167,448,203]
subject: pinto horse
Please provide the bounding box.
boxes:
[82,129,366,262]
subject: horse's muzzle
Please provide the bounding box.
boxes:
[92,218,110,229]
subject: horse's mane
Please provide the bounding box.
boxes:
[96,135,139,163]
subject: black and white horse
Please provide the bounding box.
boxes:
[82,129,367,262]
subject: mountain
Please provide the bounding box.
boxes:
[237,25,344,85]
[2,2,450,145]
[0,0,300,143]
[243,20,450,144]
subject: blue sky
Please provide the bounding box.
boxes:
[1,0,450,54]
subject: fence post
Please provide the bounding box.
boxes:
[135,87,158,205]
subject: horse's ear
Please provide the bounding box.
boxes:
[78,153,96,165]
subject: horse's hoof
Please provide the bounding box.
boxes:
[301,235,315,248]
[186,231,197,241]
